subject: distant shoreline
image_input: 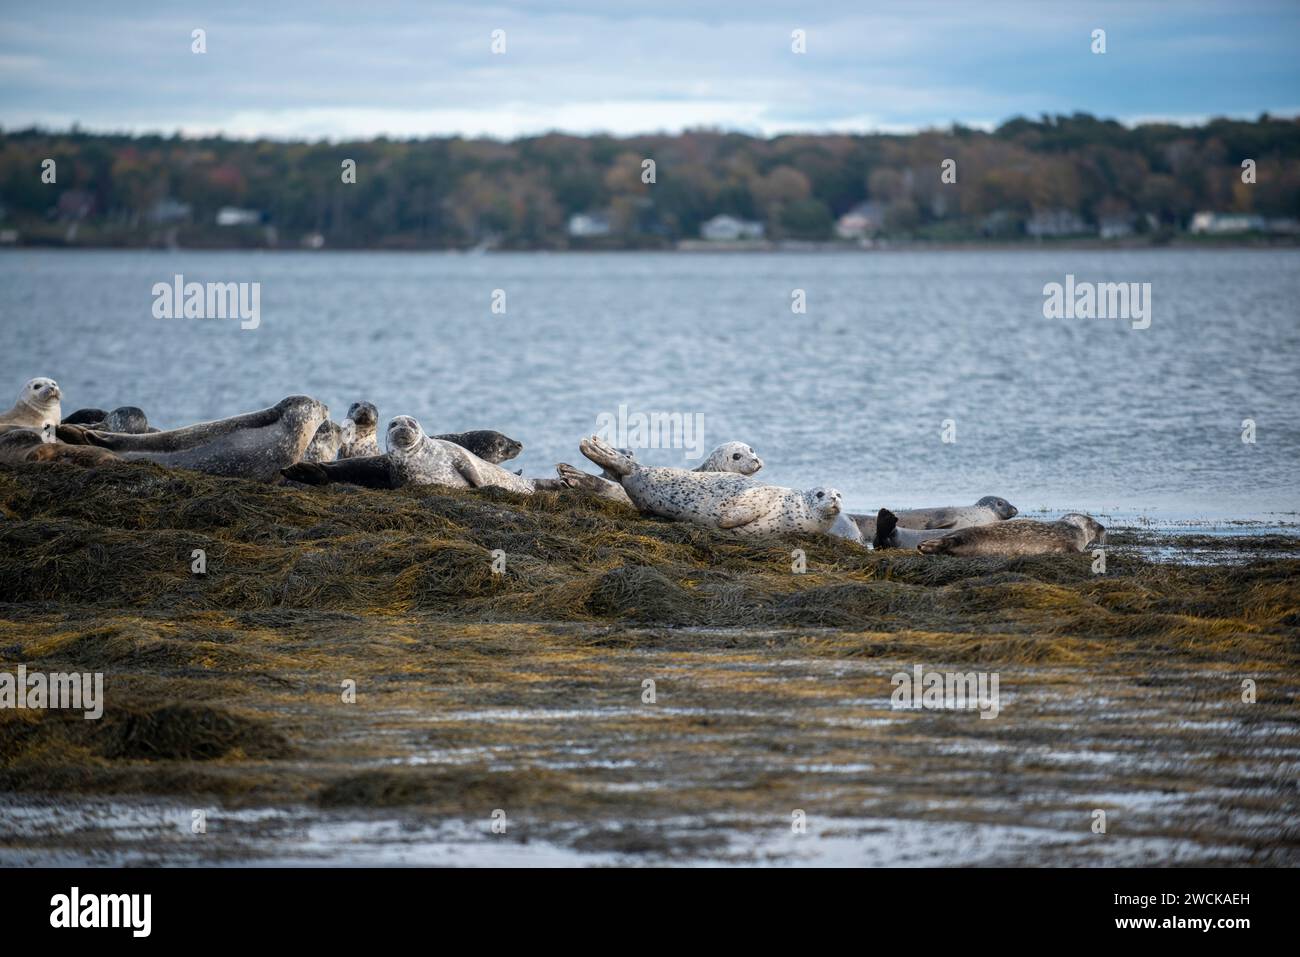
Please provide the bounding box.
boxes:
[4,237,1299,253]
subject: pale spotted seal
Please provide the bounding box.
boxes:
[695,442,763,474]
[557,441,766,508]
[916,513,1106,557]
[0,378,62,434]
[55,395,328,482]
[577,435,841,537]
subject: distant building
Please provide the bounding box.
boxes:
[148,197,192,224]
[1026,208,1091,238]
[700,214,764,241]
[216,206,263,227]
[834,201,887,240]
[301,232,325,249]
[567,211,612,238]
[1189,212,1266,235]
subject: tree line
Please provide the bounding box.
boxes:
[1,112,1297,248]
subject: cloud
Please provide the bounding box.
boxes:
[1,0,1297,139]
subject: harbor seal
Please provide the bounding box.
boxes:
[61,406,156,434]
[285,416,538,493]
[55,395,328,482]
[577,435,842,537]
[0,428,121,467]
[431,429,522,465]
[0,378,62,434]
[386,416,535,493]
[916,513,1106,557]
[340,402,380,458]
[302,420,354,463]
[557,441,767,508]
[695,442,763,474]
[870,509,957,549]
[337,401,521,464]
[850,496,1019,541]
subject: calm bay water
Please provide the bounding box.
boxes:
[1,248,1297,520]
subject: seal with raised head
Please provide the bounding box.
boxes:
[0,378,62,434]
[431,429,522,465]
[848,496,1018,540]
[385,416,536,493]
[915,513,1106,557]
[56,395,329,482]
[339,402,380,459]
[694,442,763,474]
[578,435,841,537]
[558,441,766,507]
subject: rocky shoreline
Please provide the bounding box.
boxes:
[2,462,1297,865]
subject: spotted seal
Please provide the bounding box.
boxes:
[577,435,841,537]
[915,513,1106,557]
[339,402,381,459]
[55,395,329,482]
[0,378,62,434]
[557,441,767,507]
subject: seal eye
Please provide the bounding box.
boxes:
[816,491,824,499]
[732,452,740,460]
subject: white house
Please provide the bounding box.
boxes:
[700,214,764,241]
[1189,212,1266,234]
[567,212,612,238]
[216,207,263,227]
[834,201,887,239]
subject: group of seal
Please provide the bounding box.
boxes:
[1,374,1104,556]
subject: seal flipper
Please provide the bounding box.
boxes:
[871,508,899,549]
[282,455,398,489]
[578,436,635,477]
[281,462,330,485]
[556,463,619,495]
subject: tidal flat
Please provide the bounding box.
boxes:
[1,462,1297,866]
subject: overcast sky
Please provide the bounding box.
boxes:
[2,0,1297,140]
